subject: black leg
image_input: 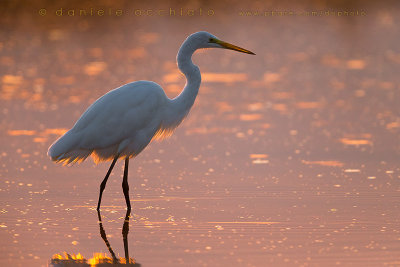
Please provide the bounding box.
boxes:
[122,157,131,210]
[97,156,118,211]
[122,208,131,263]
[122,158,132,263]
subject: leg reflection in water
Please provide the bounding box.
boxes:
[97,208,140,265]
[97,210,118,263]
[50,209,140,266]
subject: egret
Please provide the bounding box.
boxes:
[48,31,255,211]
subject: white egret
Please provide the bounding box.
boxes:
[48,31,255,211]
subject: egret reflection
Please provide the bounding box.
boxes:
[50,209,139,266]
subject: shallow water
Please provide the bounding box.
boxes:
[1,1,400,266]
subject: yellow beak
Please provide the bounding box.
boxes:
[216,39,255,55]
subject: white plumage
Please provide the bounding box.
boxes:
[49,81,173,164]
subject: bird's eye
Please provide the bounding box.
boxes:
[209,38,214,43]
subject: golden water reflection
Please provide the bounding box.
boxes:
[7,128,68,144]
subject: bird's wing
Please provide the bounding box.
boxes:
[71,81,166,155]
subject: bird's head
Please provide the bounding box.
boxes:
[187,31,255,55]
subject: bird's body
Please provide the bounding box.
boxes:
[49,81,173,163]
[48,31,254,210]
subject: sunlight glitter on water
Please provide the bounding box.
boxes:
[302,160,344,167]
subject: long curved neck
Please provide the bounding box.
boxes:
[165,40,201,127]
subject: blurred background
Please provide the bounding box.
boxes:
[1,0,400,266]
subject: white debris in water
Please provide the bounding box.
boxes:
[252,159,269,164]
[344,169,361,173]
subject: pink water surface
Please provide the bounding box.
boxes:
[1,1,400,266]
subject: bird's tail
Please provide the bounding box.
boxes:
[48,130,91,164]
